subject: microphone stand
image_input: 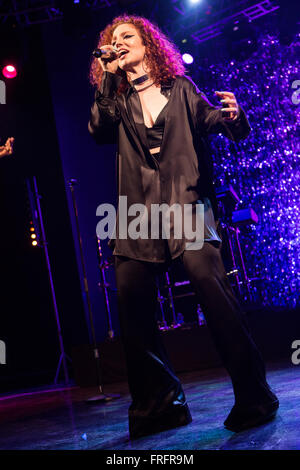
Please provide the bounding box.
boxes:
[68,178,119,403]
[27,177,71,386]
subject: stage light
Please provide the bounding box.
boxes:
[182,53,194,64]
[189,0,202,4]
[2,65,17,79]
[28,220,39,246]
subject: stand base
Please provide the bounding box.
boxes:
[85,393,121,404]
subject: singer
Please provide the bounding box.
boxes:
[88,15,279,438]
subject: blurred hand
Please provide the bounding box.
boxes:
[0,137,14,158]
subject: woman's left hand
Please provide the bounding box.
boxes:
[215,91,239,121]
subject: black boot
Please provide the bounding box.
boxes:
[224,396,279,432]
[128,385,192,439]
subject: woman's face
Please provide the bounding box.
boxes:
[111,24,146,71]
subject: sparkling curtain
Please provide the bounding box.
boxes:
[193,35,299,307]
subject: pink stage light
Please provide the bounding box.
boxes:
[2,65,17,79]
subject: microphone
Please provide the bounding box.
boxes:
[92,48,118,59]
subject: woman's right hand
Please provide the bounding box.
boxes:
[98,45,120,74]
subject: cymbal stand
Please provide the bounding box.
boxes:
[233,226,252,301]
[165,271,180,328]
[96,237,115,339]
[221,222,243,298]
[157,284,169,331]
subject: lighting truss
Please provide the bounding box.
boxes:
[191,0,280,44]
[0,0,280,43]
[169,0,280,44]
[0,0,116,27]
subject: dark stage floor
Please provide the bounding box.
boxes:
[0,362,299,450]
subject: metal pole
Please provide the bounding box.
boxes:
[165,271,179,328]
[96,237,114,339]
[157,284,169,331]
[68,179,119,402]
[224,223,243,297]
[32,176,70,385]
[234,226,252,302]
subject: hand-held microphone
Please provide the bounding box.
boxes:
[92,48,118,59]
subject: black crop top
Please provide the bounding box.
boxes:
[145,101,169,149]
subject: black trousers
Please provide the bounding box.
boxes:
[115,241,275,416]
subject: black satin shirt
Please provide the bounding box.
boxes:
[88,72,251,262]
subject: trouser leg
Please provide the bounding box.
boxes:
[114,255,185,415]
[181,242,275,406]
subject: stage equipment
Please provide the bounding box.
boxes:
[155,184,259,329]
[197,304,206,326]
[26,177,71,386]
[29,221,38,246]
[157,284,169,331]
[68,179,119,403]
[232,208,259,226]
[165,271,181,329]
[95,237,116,340]
[2,65,17,79]
[216,184,258,302]
[156,277,207,329]
[178,1,280,44]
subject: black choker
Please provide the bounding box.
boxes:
[131,74,149,86]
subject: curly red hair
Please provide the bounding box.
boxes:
[89,14,185,90]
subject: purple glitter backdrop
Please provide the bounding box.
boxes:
[194,35,299,308]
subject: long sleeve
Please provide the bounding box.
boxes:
[88,72,123,145]
[186,76,251,143]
